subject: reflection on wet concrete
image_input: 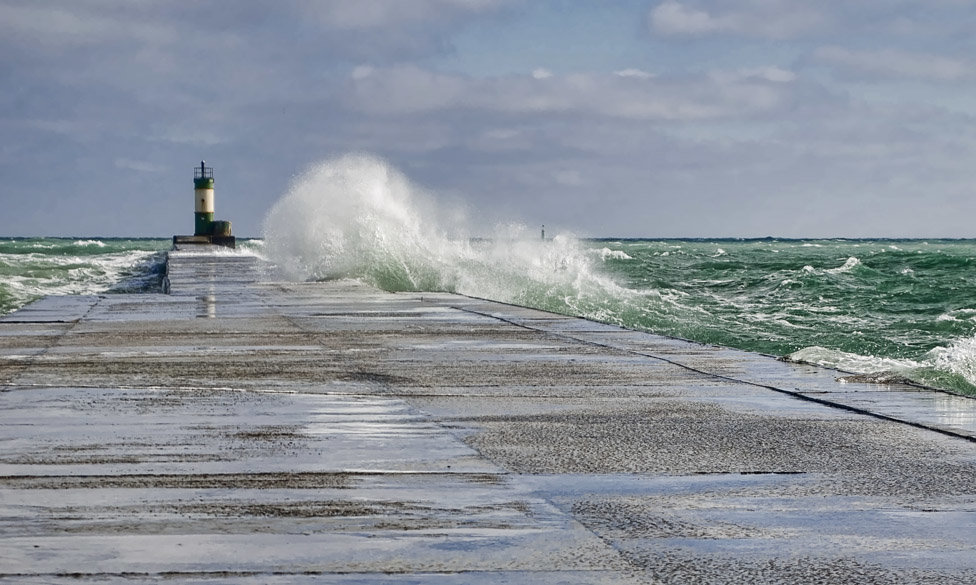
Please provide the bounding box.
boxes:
[197,294,216,319]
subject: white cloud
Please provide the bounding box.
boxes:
[649,0,728,35]
[751,67,797,83]
[814,46,973,82]
[352,65,376,80]
[614,69,656,79]
[552,169,583,186]
[709,67,796,84]
[532,68,554,80]
[648,0,824,39]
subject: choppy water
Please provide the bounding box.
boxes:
[0,238,171,315]
[594,238,976,395]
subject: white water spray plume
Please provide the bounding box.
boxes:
[261,153,626,313]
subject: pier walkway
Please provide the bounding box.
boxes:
[2,249,976,583]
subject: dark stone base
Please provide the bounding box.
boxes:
[172,235,237,249]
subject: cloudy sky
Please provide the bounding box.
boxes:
[2,0,976,238]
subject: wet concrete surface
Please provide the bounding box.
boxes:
[1,249,976,583]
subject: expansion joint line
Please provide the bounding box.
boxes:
[453,305,976,446]
[3,296,103,388]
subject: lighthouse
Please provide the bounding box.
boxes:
[173,160,235,249]
[194,160,215,236]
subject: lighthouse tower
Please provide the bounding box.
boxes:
[194,160,215,236]
[173,160,235,249]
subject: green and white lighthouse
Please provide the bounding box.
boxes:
[173,160,235,249]
[193,160,215,236]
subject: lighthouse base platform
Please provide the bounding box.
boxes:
[172,234,236,249]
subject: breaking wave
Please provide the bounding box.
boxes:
[261,153,627,315]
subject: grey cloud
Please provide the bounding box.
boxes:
[300,0,517,30]
[0,2,176,50]
[646,0,975,43]
[114,158,166,173]
[813,46,974,82]
[0,0,519,69]
[287,0,521,62]
[344,65,799,120]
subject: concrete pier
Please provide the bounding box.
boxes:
[2,250,976,583]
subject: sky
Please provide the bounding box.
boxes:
[2,0,976,238]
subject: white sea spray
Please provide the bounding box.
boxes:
[261,153,628,313]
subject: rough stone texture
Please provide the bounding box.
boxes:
[2,251,976,583]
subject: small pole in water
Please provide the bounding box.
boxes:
[541,225,546,240]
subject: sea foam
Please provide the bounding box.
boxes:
[0,241,168,315]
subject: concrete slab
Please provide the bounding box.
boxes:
[2,250,976,583]
[0,295,100,323]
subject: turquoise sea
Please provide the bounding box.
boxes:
[0,238,171,314]
[583,238,976,396]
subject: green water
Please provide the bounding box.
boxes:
[581,239,976,395]
[0,238,170,315]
